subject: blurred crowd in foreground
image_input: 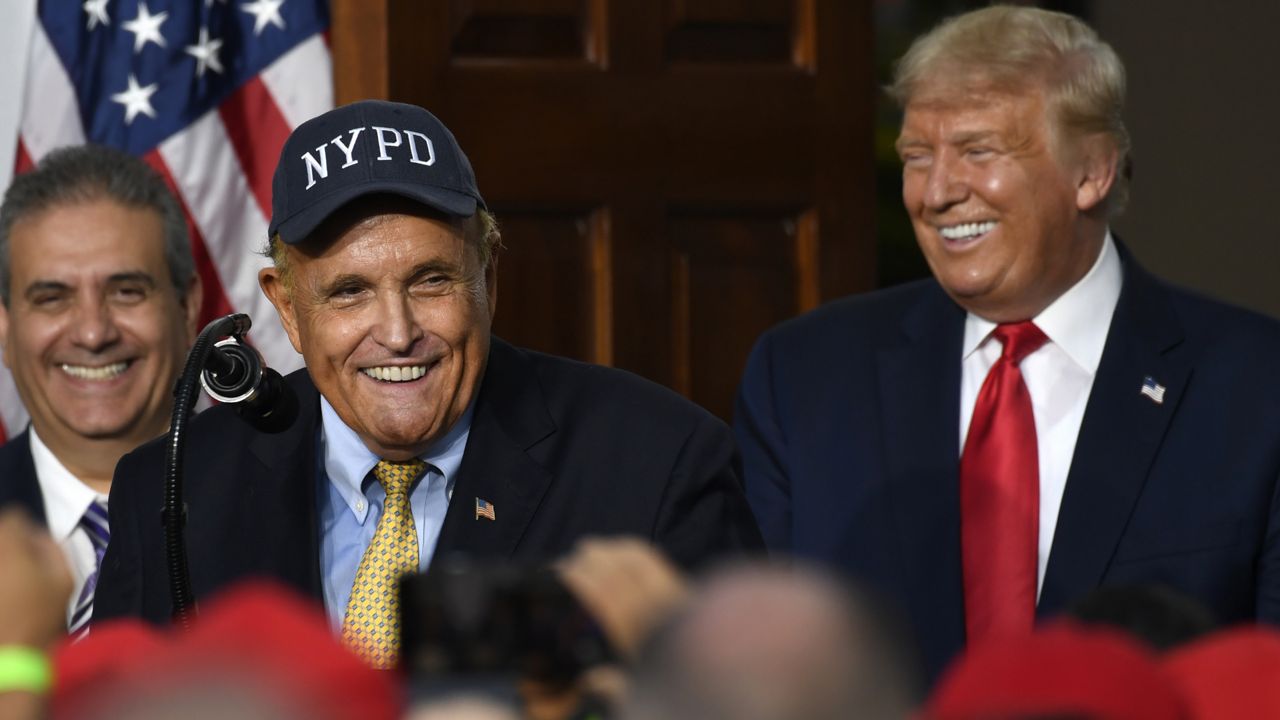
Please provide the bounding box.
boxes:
[3,507,1279,720]
[4,3,1280,719]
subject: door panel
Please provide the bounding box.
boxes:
[491,209,612,365]
[332,0,873,420]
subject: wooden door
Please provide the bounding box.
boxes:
[331,0,874,421]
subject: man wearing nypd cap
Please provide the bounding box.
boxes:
[96,100,763,667]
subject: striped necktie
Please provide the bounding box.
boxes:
[69,499,109,637]
[341,459,425,669]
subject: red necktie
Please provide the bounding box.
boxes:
[961,321,1048,645]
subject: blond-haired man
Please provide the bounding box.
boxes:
[736,6,1280,680]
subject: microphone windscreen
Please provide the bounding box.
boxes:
[235,368,299,434]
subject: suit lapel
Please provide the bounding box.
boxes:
[434,339,555,562]
[878,284,968,640]
[242,370,324,599]
[1038,254,1189,615]
[0,430,47,523]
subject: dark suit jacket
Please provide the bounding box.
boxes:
[735,251,1280,680]
[96,338,763,624]
[0,430,46,523]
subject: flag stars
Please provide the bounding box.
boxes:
[111,74,159,125]
[186,27,225,77]
[123,2,169,53]
[83,0,110,30]
[242,0,287,36]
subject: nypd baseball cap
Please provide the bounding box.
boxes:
[268,100,486,245]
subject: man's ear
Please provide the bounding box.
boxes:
[259,266,303,355]
[182,273,203,343]
[1076,135,1119,213]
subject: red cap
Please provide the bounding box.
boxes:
[1164,626,1280,719]
[926,623,1188,720]
[53,619,167,699]
[53,581,400,720]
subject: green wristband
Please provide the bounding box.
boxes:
[0,646,51,694]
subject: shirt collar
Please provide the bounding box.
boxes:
[28,427,107,542]
[963,231,1123,375]
[319,396,474,516]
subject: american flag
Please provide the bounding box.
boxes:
[475,497,496,521]
[1140,376,1166,405]
[0,0,333,440]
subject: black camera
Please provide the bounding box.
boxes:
[400,555,615,689]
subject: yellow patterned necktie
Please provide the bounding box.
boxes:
[341,458,426,669]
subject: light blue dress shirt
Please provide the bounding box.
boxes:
[316,396,473,629]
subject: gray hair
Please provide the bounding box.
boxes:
[890,5,1131,214]
[0,144,195,305]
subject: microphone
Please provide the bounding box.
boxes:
[199,330,299,434]
[165,312,298,627]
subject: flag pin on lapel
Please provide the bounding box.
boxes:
[1140,376,1166,405]
[475,497,496,521]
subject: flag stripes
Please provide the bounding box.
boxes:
[1,1,333,440]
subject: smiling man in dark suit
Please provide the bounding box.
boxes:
[735,6,1280,681]
[96,100,762,667]
[0,145,201,636]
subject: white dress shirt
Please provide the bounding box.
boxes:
[29,427,109,626]
[959,232,1123,597]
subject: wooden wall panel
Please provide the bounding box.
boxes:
[668,209,815,419]
[490,209,612,365]
[330,0,874,421]
[663,0,813,66]
[449,0,605,63]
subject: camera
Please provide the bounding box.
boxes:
[400,555,615,688]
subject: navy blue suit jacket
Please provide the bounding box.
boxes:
[735,252,1280,679]
[0,430,45,524]
[97,337,764,624]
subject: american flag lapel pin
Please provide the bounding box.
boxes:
[1140,376,1166,405]
[475,497,496,521]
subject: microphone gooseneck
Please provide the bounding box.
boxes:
[164,313,299,627]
